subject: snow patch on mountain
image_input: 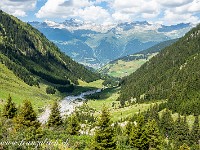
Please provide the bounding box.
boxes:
[29,20,193,69]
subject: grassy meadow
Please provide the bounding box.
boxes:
[100,53,157,78]
[86,87,163,122]
[0,63,62,110]
[86,87,198,127]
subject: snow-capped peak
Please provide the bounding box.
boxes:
[44,20,65,29]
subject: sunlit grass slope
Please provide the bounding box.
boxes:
[0,63,61,110]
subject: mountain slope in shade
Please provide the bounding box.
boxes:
[118,24,200,115]
[0,10,99,90]
[99,39,177,78]
[29,20,192,68]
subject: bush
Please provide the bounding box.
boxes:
[46,86,56,94]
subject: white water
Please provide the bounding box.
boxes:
[38,89,101,124]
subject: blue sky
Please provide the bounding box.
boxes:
[0,0,200,25]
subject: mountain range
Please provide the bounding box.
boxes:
[29,19,193,68]
[119,23,200,115]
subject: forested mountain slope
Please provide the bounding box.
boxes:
[99,39,177,78]
[119,24,200,115]
[0,10,99,89]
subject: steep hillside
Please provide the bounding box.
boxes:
[100,39,177,78]
[0,63,60,109]
[0,10,99,86]
[119,24,200,115]
[0,10,99,102]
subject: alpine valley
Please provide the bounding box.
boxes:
[0,5,200,150]
[0,10,99,106]
[29,19,193,68]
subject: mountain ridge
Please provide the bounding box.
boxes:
[99,39,178,78]
[29,20,192,68]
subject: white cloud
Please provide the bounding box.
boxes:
[188,0,200,13]
[0,0,37,17]
[94,0,112,4]
[162,10,200,25]
[112,12,131,22]
[36,0,112,24]
[36,0,71,18]
[1,0,196,25]
[157,0,192,7]
[75,6,112,24]
[157,0,200,25]
[111,0,160,22]
[72,0,92,8]
[12,10,26,17]
[36,0,92,18]
[111,0,200,24]
[113,0,140,9]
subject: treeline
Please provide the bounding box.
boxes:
[119,24,200,115]
[0,95,199,149]
[124,104,200,150]
[0,10,99,87]
[0,52,38,86]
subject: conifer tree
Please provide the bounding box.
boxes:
[67,114,80,135]
[2,95,17,119]
[173,115,190,148]
[15,100,40,128]
[179,143,190,150]
[160,109,174,138]
[140,119,162,150]
[114,122,122,136]
[190,115,200,145]
[148,104,160,122]
[120,99,125,108]
[129,114,145,149]
[125,121,132,136]
[47,101,63,127]
[93,105,116,150]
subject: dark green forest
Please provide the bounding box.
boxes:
[0,10,99,91]
[119,24,200,115]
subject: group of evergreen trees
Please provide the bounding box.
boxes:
[0,95,82,149]
[141,105,200,149]
[119,24,200,115]
[0,95,199,149]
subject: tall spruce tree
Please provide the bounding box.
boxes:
[140,119,162,150]
[13,100,42,142]
[190,115,200,145]
[93,105,116,150]
[129,114,145,149]
[147,104,160,122]
[47,101,63,127]
[160,109,174,139]
[67,114,80,135]
[179,143,190,150]
[15,100,40,128]
[2,95,17,119]
[125,121,132,136]
[173,115,190,149]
